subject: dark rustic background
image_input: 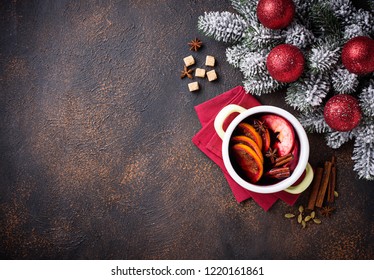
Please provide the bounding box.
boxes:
[0,0,373,260]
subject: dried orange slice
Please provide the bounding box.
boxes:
[236,123,263,151]
[231,135,264,164]
[231,143,264,183]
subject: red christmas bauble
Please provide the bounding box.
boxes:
[266,44,305,83]
[342,36,374,75]
[257,0,295,29]
[324,94,362,132]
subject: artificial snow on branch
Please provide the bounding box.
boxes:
[298,108,331,133]
[359,78,374,117]
[331,66,359,93]
[197,11,247,43]
[286,73,330,112]
[352,123,374,180]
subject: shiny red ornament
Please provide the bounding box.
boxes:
[257,0,295,29]
[266,44,305,83]
[323,94,362,132]
[342,36,374,75]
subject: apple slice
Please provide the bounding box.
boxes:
[261,128,271,152]
[260,114,295,156]
[286,139,299,171]
[231,143,263,183]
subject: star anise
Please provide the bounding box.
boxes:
[253,119,267,134]
[265,147,278,164]
[188,38,203,51]
[180,66,193,79]
[320,206,336,217]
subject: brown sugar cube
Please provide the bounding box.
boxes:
[205,55,215,67]
[195,68,206,78]
[183,55,195,67]
[188,81,199,92]
[206,69,217,81]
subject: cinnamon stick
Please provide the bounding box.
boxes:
[315,161,332,208]
[327,156,337,203]
[307,167,323,210]
[274,153,294,167]
[265,167,290,179]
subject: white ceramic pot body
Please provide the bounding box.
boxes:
[214,105,311,194]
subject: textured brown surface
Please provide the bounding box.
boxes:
[0,0,373,260]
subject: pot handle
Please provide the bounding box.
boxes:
[214,104,246,140]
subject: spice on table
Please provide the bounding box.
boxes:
[320,206,335,217]
[180,66,193,79]
[307,167,323,210]
[327,156,337,203]
[315,161,332,208]
[188,38,203,51]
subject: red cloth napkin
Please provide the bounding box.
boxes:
[192,86,300,211]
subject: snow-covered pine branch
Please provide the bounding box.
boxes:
[331,66,359,93]
[309,2,342,37]
[293,0,315,27]
[297,108,331,133]
[284,22,315,49]
[243,73,284,95]
[327,0,355,19]
[359,79,374,117]
[352,123,374,180]
[308,38,341,74]
[342,9,374,39]
[286,74,330,112]
[197,11,247,43]
[226,43,251,68]
[230,0,258,22]
[243,22,285,51]
[239,50,267,79]
[326,130,353,149]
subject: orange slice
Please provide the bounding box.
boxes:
[231,143,264,183]
[231,135,264,164]
[236,123,263,151]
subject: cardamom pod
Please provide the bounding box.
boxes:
[311,211,316,219]
[284,213,295,218]
[302,220,306,228]
[304,215,312,222]
[298,205,304,213]
[334,191,339,198]
[297,213,302,223]
[313,218,322,224]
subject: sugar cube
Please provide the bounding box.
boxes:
[206,69,217,82]
[183,55,195,67]
[205,55,215,67]
[188,81,199,92]
[195,68,206,78]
